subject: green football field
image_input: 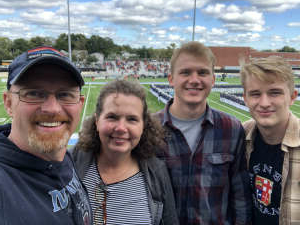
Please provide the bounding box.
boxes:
[0,76,299,134]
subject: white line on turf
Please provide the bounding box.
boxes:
[208,99,252,119]
[80,82,91,128]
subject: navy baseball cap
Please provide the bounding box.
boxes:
[7,46,84,89]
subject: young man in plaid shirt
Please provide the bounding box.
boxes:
[155,41,251,225]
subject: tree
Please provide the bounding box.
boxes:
[29,36,53,48]
[135,46,152,59]
[86,55,98,66]
[71,34,88,50]
[11,38,31,57]
[86,35,118,57]
[278,46,297,52]
[166,43,176,58]
[0,37,13,60]
[54,33,69,51]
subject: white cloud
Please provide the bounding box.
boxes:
[288,22,300,27]
[209,28,228,35]
[290,35,300,43]
[168,34,182,41]
[234,32,261,42]
[186,25,207,33]
[0,0,63,10]
[0,8,14,14]
[169,26,181,32]
[202,3,265,32]
[249,0,300,12]
[271,35,284,42]
[21,10,64,26]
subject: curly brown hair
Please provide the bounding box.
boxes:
[75,79,166,159]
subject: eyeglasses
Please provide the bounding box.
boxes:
[10,88,82,105]
[94,182,107,225]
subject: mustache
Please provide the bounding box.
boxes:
[30,114,70,123]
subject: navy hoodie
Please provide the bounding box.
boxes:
[0,124,92,225]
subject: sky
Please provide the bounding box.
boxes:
[0,0,300,50]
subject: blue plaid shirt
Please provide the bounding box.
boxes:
[154,100,251,225]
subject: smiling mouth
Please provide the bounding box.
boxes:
[112,136,127,140]
[258,111,273,116]
[186,88,202,92]
[38,122,64,127]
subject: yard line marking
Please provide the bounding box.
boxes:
[144,85,252,120]
[293,102,300,107]
[80,82,91,128]
[292,110,300,116]
[208,99,252,119]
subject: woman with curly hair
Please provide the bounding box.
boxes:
[71,80,178,225]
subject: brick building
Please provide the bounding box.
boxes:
[209,46,300,69]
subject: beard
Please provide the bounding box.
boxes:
[28,130,70,154]
[28,114,72,154]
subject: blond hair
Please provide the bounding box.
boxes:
[170,41,216,74]
[240,56,295,93]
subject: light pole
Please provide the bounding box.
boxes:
[67,0,72,61]
[192,0,196,41]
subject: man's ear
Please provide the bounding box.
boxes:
[79,95,85,107]
[290,90,298,105]
[168,73,174,87]
[3,91,13,117]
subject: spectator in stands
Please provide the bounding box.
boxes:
[71,80,178,225]
[0,46,92,224]
[154,41,251,225]
[240,56,300,224]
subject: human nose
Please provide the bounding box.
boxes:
[115,119,127,132]
[189,71,200,83]
[258,94,271,107]
[40,94,62,113]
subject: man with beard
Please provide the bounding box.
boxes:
[0,46,92,225]
[154,41,251,224]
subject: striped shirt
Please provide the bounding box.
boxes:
[82,161,152,225]
[154,100,252,225]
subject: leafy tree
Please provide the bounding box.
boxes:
[121,44,133,53]
[166,43,176,58]
[11,38,31,57]
[0,37,13,60]
[71,33,88,50]
[278,46,297,52]
[29,36,53,48]
[261,49,273,52]
[86,35,104,54]
[54,33,69,51]
[135,46,152,59]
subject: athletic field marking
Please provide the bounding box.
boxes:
[292,110,300,116]
[293,102,300,106]
[80,83,91,128]
[143,85,252,120]
[208,99,252,120]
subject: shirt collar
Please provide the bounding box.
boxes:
[162,99,214,127]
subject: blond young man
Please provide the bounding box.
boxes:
[155,41,251,225]
[241,56,299,225]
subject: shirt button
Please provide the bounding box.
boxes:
[48,164,53,169]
